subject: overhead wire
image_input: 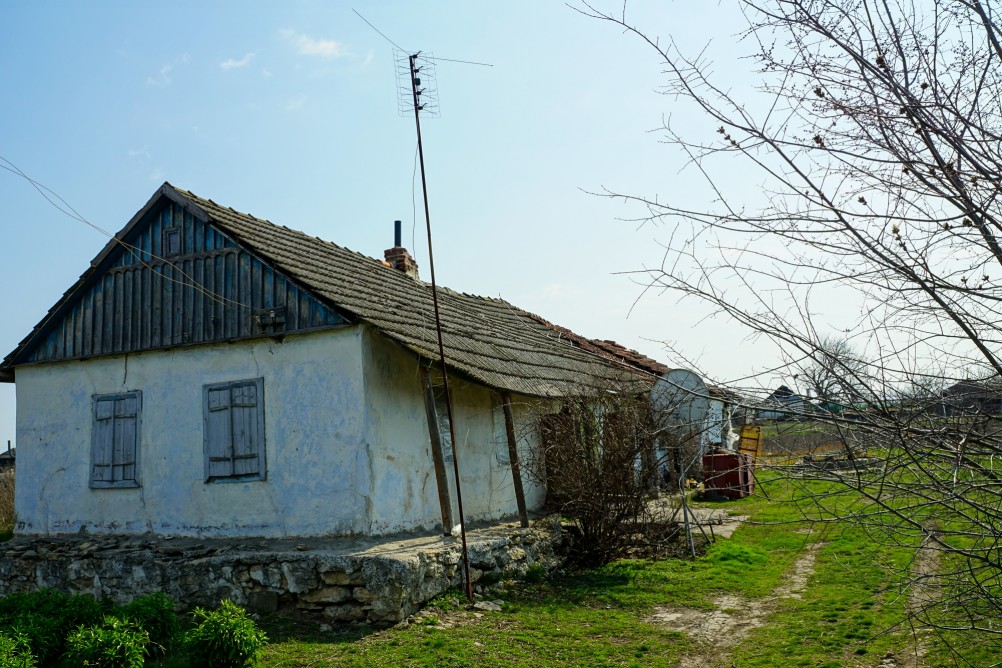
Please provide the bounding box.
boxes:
[1,155,249,310]
[352,9,493,67]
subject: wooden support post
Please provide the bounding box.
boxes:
[501,393,530,528]
[420,367,455,534]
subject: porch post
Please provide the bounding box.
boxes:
[501,392,530,528]
[420,367,455,534]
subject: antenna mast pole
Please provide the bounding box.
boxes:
[408,52,474,602]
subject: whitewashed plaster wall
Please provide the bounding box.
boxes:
[360,331,546,534]
[14,328,372,538]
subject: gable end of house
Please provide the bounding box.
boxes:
[2,185,349,373]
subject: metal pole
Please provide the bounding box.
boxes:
[409,53,474,601]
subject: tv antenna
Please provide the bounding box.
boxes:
[353,9,492,603]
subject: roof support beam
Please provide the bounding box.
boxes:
[501,392,529,528]
[420,367,455,535]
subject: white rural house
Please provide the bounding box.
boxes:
[0,183,649,539]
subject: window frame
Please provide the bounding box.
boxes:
[163,226,182,257]
[202,377,266,483]
[90,391,142,489]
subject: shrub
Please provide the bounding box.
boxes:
[8,613,63,665]
[0,590,106,663]
[122,592,180,656]
[0,631,36,668]
[64,616,149,668]
[183,600,267,668]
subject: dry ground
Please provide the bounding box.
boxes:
[648,540,822,668]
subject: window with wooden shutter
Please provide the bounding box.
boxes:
[91,392,141,488]
[203,378,265,482]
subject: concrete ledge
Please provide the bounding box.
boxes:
[0,517,564,626]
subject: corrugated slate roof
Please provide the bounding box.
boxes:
[2,183,652,397]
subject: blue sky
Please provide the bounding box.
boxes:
[0,1,774,447]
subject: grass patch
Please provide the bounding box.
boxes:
[251,476,1000,666]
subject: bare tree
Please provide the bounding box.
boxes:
[796,335,867,407]
[579,0,1002,646]
[523,389,707,567]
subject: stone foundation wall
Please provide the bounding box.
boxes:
[0,519,563,626]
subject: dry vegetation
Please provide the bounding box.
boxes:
[0,469,14,534]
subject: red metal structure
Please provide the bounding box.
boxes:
[702,451,755,499]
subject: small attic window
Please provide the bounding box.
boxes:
[163,227,182,257]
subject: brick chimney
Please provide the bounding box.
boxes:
[384,220,420,279]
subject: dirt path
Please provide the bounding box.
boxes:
[877,532,941,668]
[648,541,822,668]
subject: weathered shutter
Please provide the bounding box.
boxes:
[113,396,138,482]
[206,386,233,478]
[231,383,260,477]
[92,398,115,482]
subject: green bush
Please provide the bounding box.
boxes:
[0,632,36,668]
[122,592,180,656]
[8,614,62,665]
[183,600,267,668]
[63,616,148,668]
[0,590,106,663]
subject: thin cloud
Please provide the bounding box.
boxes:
[286,95,307,111]
[220,52,256,71]
[128,147,151,159]
[145,53,189,87]
[145,64,173,87]
[281,28,347,58]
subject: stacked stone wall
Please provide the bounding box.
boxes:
[0,519,563,626]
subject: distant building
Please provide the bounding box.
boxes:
[942,378,1002,416]
[0,445,13,471]
[757,385,810,421]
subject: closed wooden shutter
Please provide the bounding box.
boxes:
[206,386,234,478]
[92,398,115,483]
[92,392,140,487]
[204,379,264,481]
[114,395,138,482]
[231,383,260,477]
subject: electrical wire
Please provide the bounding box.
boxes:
[352,9,407,52]
[352,9,493,67]
[1,155,249,310]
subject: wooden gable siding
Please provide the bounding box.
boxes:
[24,202,346,364]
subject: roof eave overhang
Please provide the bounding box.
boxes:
[0,369,13,383]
